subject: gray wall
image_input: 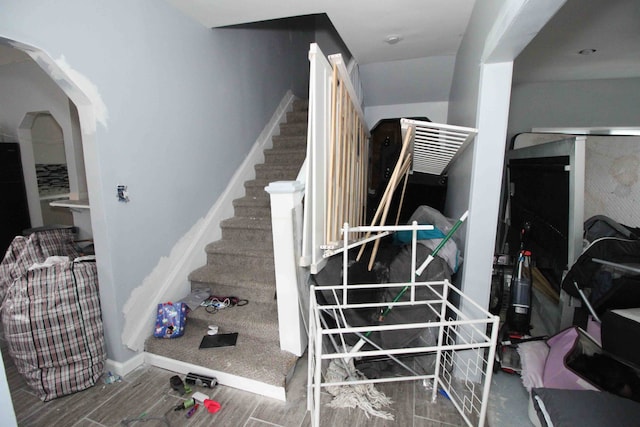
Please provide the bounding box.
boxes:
[508,77,640,142]
[444,0,565,310]
[0,61,71,143]
[0,59,79,229]
[361,56,455,109]
[0,0,312,362]
[314,14,352,62]
[445,0,513,315]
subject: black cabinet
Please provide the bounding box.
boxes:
[0,143,31,254]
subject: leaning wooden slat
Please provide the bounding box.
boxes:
[395,166,411,226]
[356,126,414,261]
[367,153,412,271]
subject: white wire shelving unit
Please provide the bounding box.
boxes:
[307,222,500,427]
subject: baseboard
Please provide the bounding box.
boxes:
[144,352,286,401]
[121,91,296,352]
[105,352,145,377]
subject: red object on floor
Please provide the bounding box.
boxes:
[204,399,221,414]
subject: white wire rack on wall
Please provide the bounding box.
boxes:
[307,222,500,427]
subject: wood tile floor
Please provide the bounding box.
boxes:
[2,336,467,426]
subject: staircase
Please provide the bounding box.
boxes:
[144,99,308,401]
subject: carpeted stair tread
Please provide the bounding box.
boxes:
[205,239,273,257]
[233,195,270,209]
[144,319,296,388]
[255,162,301,171]
[279,122,307,136]
[172,98,307,397]
[263,153,306,166]
[188,267,275,304]
[245,177,304,192]
[187,304,278,341]
[220,216,272,231]
[286,110,309,123]
[264,145,307,154]
[189,264,275,286]
[272,136,307,150]
[246,180,302,199]
[232,197,271,219]
[255,163,300,174]
[244,178,287,192]
[292,99,308,110]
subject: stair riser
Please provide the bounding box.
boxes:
[292,100,309,111]
[279,123,307,136]
[206,252,275,273]
[234,204,271,219]
[244,184,269,198]
[254,167,300,181]
[188,313,279,342]
[191,280,275,305]
[272,136,307,150]
[220,225,273,244]
[263,151,306,165]
[285,111,308,124]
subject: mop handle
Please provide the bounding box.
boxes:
[415,210,468,276]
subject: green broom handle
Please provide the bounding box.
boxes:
[415,210,468,276]
[379,210,469,322]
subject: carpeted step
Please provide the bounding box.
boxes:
[169,98,308,399]
[232,195,271,219]
[272,134,307,150]
[220,217,273,244]
[292,99,308,111]
[144,316,297,390]
[187,303,279,342]
[205,240,275,273]
[278,122,308,136]
[285,110,309,124]
[244,179,275,198]
[264,147,306,165]
[254,163,301,181]
[189,265,275,304]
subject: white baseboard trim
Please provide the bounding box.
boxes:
[121,90,296,353]
[105,352,145,377]
[144,352,286,401]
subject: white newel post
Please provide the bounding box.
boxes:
[265,181,308,356]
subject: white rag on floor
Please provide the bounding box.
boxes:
[325,358,394,420]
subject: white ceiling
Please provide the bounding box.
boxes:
[514,0,640,84]
[168,0,640,84]
[166,0,476,64]
[2,1,638,89]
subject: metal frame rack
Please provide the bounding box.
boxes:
[307,222,500,427]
